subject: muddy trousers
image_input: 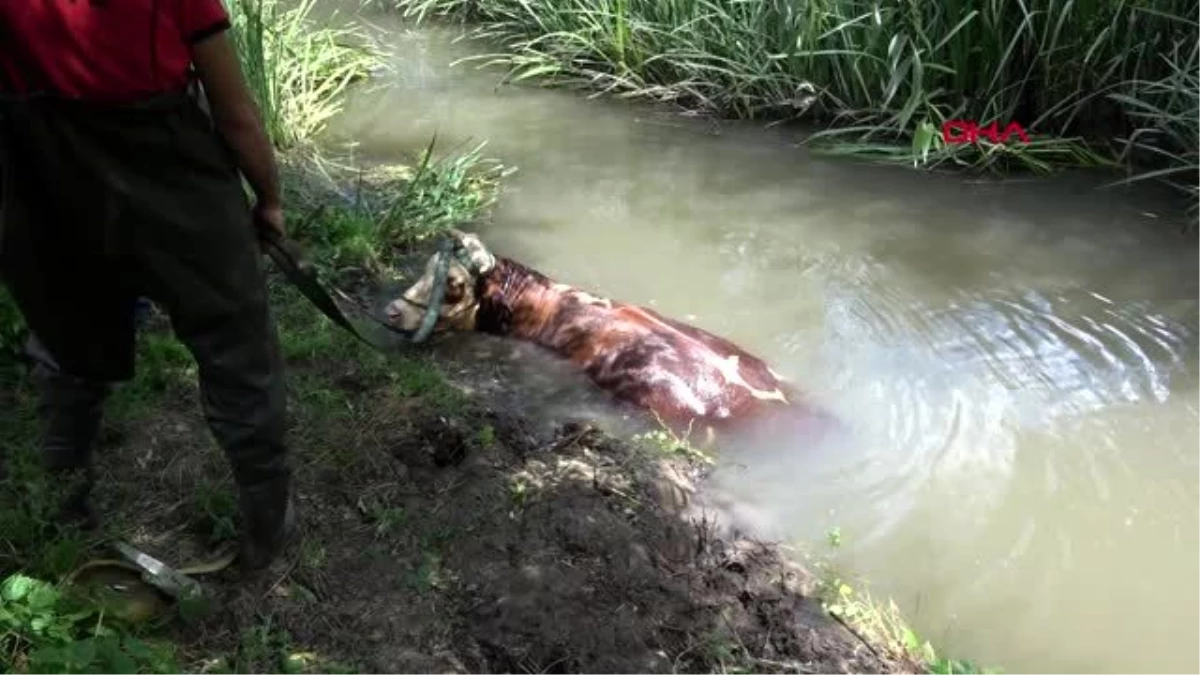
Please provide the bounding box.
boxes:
[0,91,294,569]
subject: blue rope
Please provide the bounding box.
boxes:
[409,237,455,344]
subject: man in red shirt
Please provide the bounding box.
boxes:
[0,0,296,571]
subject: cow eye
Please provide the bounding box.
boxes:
[444,278,465,304]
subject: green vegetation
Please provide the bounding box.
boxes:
[228,0,383,150]
[281,137,513,278]
[0,287,23,362]
[391,0,1199,219]
[813,529,997,675]
[816,573,991,674]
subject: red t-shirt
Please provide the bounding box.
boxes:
[0,0,231,102]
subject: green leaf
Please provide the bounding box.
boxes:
[911,119,938,165]
[30,637,98,673]
[1,574,38,602]
[902,627,922,652]
[100,637,140,674]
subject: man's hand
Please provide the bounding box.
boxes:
[254,202,285,244]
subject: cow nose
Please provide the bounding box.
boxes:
[385,300,404,319]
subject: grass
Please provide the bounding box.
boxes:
[389,0,1199,220]
[1104,32,1199,213]
[280,136,514,278]
[227,0,385,150]
[811,529,998,675]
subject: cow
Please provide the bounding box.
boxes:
[384,230,833,445]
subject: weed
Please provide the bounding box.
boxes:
[190,481,240,545]
[475,423,496,448]
[0,436,94,580]
[356,495,408,539]
[507,478,530,511]
[1105,31,1200,220]
[407,551,449,593]
[299,540,328,571]
[826,526,843,549]
[809,531,999,674]
[698,630,753,674]
[0,573,179,674]
[279,137,513,279]
[228,0,385,150]
[407,528,460,591]
[632,418,713,464]
[395,0,1198,217]
[376,136,517,249]
[195,615,357,674]
[389,356,465,413]
[0,286,26,360]
[106,331,198,425]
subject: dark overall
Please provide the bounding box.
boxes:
[0,87,294,569]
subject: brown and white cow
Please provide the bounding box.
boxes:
[385,230,832,443]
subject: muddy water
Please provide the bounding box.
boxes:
[318,7,1199,673]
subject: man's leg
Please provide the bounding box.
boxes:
[0,110,133,532]
[169,276,296,571]
[24,333,111,530]
[141,251,295,570]
[131,113,296,571]
[138,224,294,569]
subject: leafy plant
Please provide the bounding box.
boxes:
[0,573,179,674]
[0,285,27,362]
[228,0,386,150]
[393,0,1198,216]
[376,135,516,249]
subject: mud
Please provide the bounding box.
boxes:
[67,290,923,674]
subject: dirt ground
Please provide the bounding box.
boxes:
[33,277,922,674]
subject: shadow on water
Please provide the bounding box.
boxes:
[317,6,1198,673]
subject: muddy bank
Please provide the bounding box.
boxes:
[69,280,922,674]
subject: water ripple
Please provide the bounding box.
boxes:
[800,274,1198,543]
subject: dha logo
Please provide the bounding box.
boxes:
[942,120,1031,145]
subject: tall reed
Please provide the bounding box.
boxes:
[227,0,385,149]
[1106,28,1198,216]
[393,0,1198,217]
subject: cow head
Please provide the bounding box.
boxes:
[384,229,496,334]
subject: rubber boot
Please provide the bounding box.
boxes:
[27,335,109,531]
[237,475,298,572]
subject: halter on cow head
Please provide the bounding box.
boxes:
[384,229,497,334]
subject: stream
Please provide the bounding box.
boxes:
[318,6,1199,673]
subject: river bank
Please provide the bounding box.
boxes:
[0,285,921,674]
[0,147,964,672]
[319,5,1198,673]
[0,4,971,670]
[387,0,1199,224]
